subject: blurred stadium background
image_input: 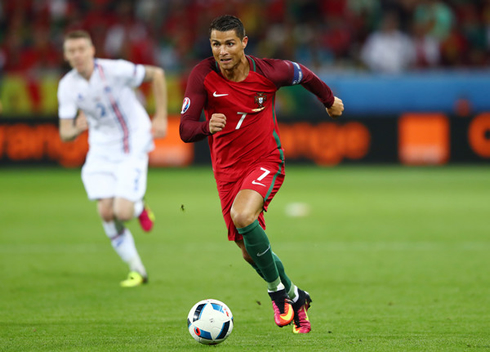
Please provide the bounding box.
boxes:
[0,0,489,167]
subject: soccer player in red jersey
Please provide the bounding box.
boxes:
[180,15,344,333]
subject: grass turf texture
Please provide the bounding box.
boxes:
[0,166,489,351]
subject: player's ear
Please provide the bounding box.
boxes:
[242,36,248,49]
[62,42,69,61]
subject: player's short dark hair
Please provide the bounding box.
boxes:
[209,15,246,40]
[64,30,92,43]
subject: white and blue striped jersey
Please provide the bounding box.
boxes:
[58,58,154,157]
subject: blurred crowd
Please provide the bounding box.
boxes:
[1,0,489,77]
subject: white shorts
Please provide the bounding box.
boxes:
[81,151,149,202]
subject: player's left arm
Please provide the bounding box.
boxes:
[296,63,344,119]
[143,65,168,139]
[267,59,344,119]
[326,96,344,119]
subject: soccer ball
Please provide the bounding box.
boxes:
[187,299,234,345]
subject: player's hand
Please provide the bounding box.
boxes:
[209,113,226,134]
[75,111,89,132]
[151,113,168,139]
[326,96,344,119]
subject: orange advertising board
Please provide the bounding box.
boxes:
[468,113,490,158]
[1,114,488,166]
[149,118,193,167]
[0,116,192,167]
[399,113,450,165]
[279,121,371,166]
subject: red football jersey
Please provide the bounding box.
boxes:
[180,55,334,181]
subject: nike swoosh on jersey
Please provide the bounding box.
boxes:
[257,245,271,257]
[213,91,229,97]
[252,180,266,187]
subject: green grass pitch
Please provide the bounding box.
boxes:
[1,165,489,351]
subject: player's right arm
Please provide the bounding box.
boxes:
[58,78,88,141]
[59,111,88,141]
[209,113,226,134]
[179,62,213,143]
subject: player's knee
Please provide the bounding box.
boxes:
[230,209,256,229]
[114,207,132,222]
[98,204,114,222]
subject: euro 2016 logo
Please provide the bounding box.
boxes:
[253,92,266,112]
[181,97,191,114]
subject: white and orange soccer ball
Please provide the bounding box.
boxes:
[187,299,234,345]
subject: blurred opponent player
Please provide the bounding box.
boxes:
[180,15,344,333]
[57,30,168,287]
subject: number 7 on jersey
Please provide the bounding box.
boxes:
[236,112,247,130]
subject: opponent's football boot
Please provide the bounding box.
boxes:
[292,289,312,333]
[268,288,294,327]
[120,271,148,288]
[138,203,155,232]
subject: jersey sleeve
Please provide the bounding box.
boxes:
[113,59,145,88]
[259,58,335,108]
[57,78,77,119]
[179,63,211,143]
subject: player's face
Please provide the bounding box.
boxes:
[63,38,95,76]
[210,30,248,71]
